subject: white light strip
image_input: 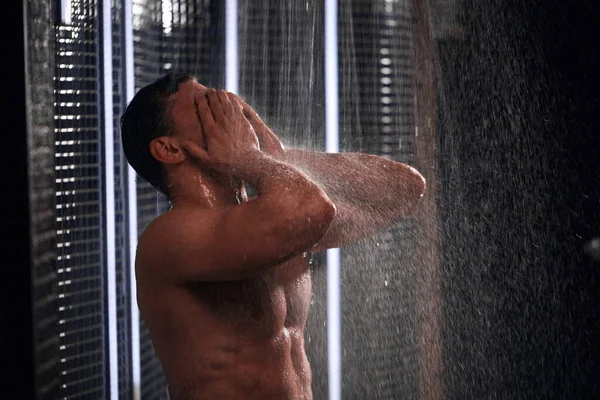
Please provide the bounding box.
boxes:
[225,0,238,93]
[101,0,118,398]
[326,248,342,399]
[60,0,72,25]
[325,0,341,399]
[123,0,141,399]
[325,0,340,155]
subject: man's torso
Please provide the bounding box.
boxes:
[137,250,314,400]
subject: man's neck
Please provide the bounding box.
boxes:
[167,165,240,209]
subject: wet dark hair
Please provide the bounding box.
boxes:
[120,73,197,196]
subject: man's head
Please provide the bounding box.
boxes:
[120,73,202,196]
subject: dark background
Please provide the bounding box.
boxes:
[4,0,36,398]
[437,0,599,398]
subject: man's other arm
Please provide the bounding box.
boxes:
[230,92,425,250]
[283,149,425,250]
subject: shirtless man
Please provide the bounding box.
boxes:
[120,73,426,399]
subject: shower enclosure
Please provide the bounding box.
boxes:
[6,0,599,399]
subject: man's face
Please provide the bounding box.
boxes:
[168,80,209,149]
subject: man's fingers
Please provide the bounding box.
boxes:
[195,94,216,133]
[226,92,257,119]
[226,92,245,113]
[244,111,271,142]
[217,90,234,117]
[224,92,265,126]
[236,102,268,132]
[231,99,254,130]
[206,89,226,124]
[240,104,260,122]
[226,91,247,106]
[222,92,280,154]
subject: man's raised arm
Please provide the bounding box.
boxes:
[283,149,425,250]
[231,93,426,250]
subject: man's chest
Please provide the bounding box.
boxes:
[275,254,313,327]
[189,254,313,332]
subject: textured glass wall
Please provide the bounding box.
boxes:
[52,0,137,397]
[25,0,60,398]
[111,0,134,396]
[54,1,106,397]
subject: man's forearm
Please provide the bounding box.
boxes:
[236,151,326,200]
[227,91,424,246]
[279,148,425,248]
[235,151,336,231]
[283,148,425,213]
[233,151,336,252]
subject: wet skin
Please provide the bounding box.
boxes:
[137,242,315,399]
[133,80,426,399]
[136,82,332,399]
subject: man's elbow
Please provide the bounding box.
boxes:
[303,189,336,237]
[320,194,337,227]
[403,166,426,212]
[414,169,426,200]
[309,189,336,225]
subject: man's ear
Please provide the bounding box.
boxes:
[149,137,186,165]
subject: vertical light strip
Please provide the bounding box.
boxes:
[325,0,341,399]
[101,0,119,398]
[123,1,140,399]
[60,0,72,24]
[326,248,341,400]
[225,0,238,93]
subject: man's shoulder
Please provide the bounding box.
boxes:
[135,207,219,276]
[139,206,217,245]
